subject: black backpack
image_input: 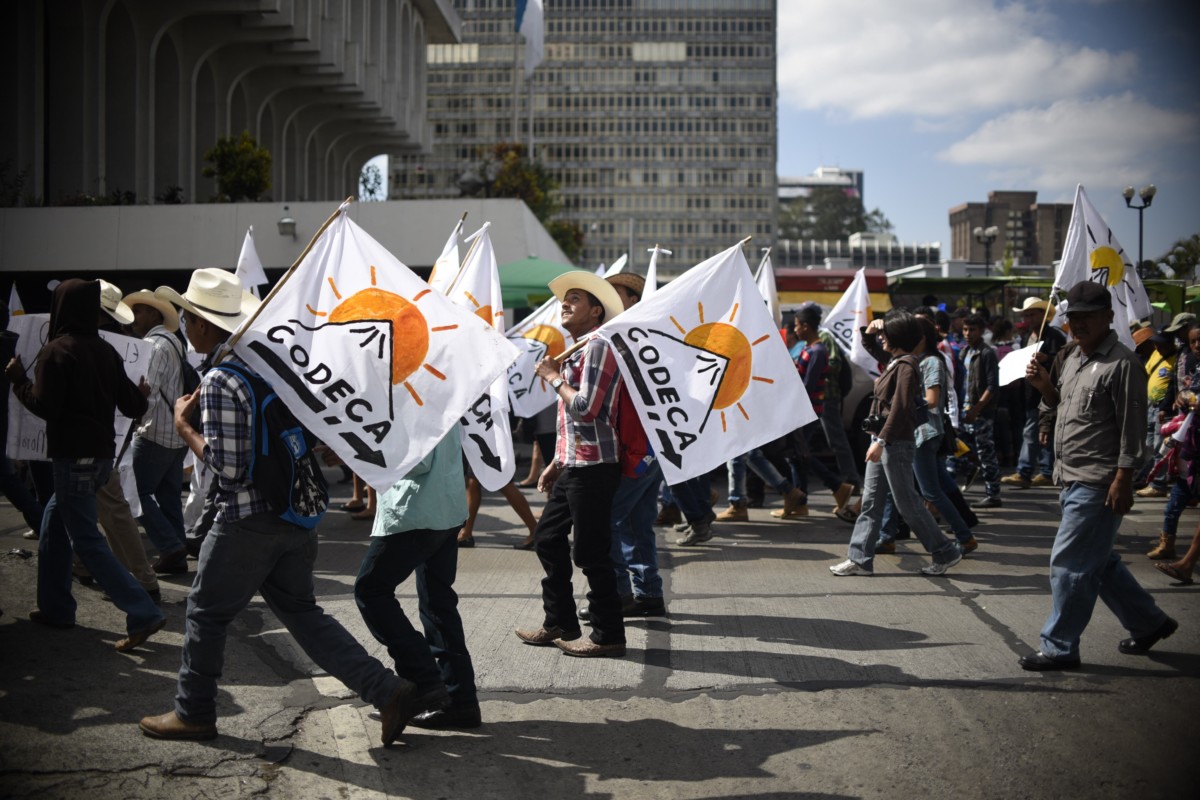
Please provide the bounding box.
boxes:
[211,363,329,529]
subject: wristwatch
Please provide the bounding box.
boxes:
[550,377,564,390]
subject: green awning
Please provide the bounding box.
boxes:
[499,256,586,309]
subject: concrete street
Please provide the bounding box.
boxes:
[1,463,1196,799]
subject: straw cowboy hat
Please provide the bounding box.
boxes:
[1011,296,1055,322]
[548,270,625,325]
[122,290,180,333]
[99,280,134,325]
[155,268,260,333]
[606,272,646,298]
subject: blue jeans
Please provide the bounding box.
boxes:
[1161,477,1194,536]
[848,442,959,571]
[881,437,973,545]
[964,416,1000,497]
[132,437,187,557]
[821,393,862,487]
[176,513,403,725]
[38,459,163,632]
[1039,482,1168,660]
[355,528,476,707]
[611,460,664,599]
[0,453,44,532]
[669,474,712,524]
[1016,407,1053,480]
[727,450,788,503]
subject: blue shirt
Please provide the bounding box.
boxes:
[372,428,467,536]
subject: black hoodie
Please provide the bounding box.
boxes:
[11,279,148,458]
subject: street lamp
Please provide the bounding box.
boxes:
[974,225,999,277]
[1122,184,1156,279]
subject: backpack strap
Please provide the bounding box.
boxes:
[149,331,187,408]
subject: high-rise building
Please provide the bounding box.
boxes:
[390,0,778,277]
[949,191,1074,266]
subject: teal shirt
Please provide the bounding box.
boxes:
[371,428,467,536]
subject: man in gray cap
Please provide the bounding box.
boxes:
[1019,280,1177,670]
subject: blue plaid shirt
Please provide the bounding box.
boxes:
[201,353,270,523]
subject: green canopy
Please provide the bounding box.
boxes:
[499,256,586,309]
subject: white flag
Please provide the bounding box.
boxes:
[8,285,24,316]
[516,0,544,78]
[593,263,606,276]
[643,246,668,302]
[595,243,816,485]
[232,211,519,493]
[753,252,782,329]
[603,254,629,278]
[1054,184,1151,350]
[505,295,573,418]
[236,227,269,299]
[820,268,880,377]
[427,217,464,294]
[444,225,516,490]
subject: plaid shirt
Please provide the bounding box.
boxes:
[555,336,622,467]
[201,352,270,523]
[135,326,185,448]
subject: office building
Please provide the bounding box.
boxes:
[949,191,1073,267]
[390,0,778,276]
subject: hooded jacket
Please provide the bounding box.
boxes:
[11,279,148,458]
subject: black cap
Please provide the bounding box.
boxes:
[1064,281,1112,314]
[1150,326,1175,345]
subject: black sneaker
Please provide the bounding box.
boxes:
[971,496,1002,509]
[625,596,666,617]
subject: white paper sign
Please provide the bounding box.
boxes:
[998,341,1042,387]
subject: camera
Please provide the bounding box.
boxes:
[861,414,886,434]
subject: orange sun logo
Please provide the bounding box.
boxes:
[522,324,567,359]
[305,265,457,406]
[670,301,777,432]
[456,290,505,330]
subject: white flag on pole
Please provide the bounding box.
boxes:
[1053,184,1151,350]
[232,211,519,492]
[444,225,516,490]
[427,216,465,294]
[820,268,880,377]
[8,284,25,316]
[504,295,574,419]
[236,227,269,299]
[753,251,782,329]
[603,254,629,278]
[516,0,544,78]
[595,243,816,485]
[643,246,668,302]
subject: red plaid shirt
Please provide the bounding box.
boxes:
[554,336,623,467]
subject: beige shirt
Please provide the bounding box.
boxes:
[1045,330,1146,486]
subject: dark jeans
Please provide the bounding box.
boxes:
[534,463,624,645]
[176,513,402,725]
[670,475,713,524]
[132,437,187,557]
[354,528,476,707]
[1162,477,1194,536]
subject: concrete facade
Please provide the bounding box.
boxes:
[949,190,1073,267]
[1,0,461,207]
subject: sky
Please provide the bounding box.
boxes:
[776,0,1200,264]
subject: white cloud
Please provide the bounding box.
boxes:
[939,93,1200,189]
[777,0,1137,119]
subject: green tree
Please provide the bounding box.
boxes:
[203,131,271,202]
[778,187,893,240]
[1155,234,1200,281]
[459,142,582,260]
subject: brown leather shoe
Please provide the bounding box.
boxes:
[139,711,217,741]
[515,625,582,646]
[553,638,626,658]
[115,617,166,652]
[379,680,419,746]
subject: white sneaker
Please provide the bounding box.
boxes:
[829,559,871,576]
[920,553,963,576]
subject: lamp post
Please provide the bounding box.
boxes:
[974,225,999,277]
[1122,184,1156,279]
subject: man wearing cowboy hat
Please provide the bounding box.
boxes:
[123,289,192,574]
[140,269,421,744]
[5,279,166,652]
[515,271,630,658]
[1002,297,1066,489]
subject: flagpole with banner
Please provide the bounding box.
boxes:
[231,202,520,492]
[503,294,573,418]
[427,213,467,294]
[1052,184,1151,350]
[236,226,270,299]
[753,247,781,328]
[819,267,880,378]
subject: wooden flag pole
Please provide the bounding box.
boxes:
[553,334,591,364]
[218,196,354,361]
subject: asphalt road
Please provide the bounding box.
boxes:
[1,464,1196,799]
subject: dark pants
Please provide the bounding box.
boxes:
[354,527,477,707]
[534,464,624,646]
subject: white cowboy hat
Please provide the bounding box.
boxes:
[155,268,260,333]
[122,290,180,333]
[1011,296,1055,321]
[548,271,625,326]
[98,280,134,325]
